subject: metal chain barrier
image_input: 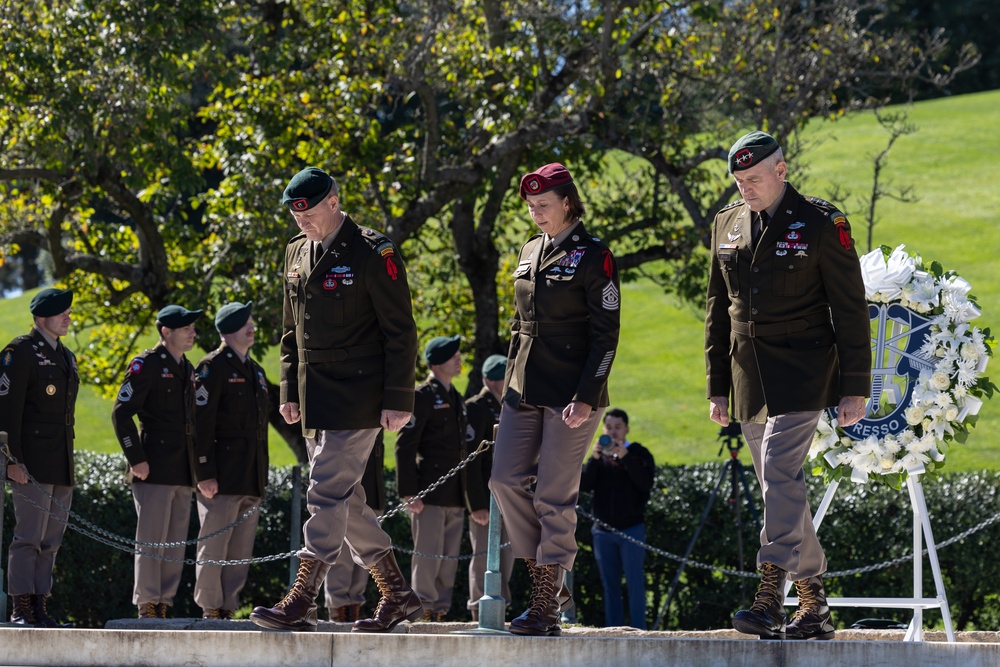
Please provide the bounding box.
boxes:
[576,502,1000,580]
[1,438,496,565]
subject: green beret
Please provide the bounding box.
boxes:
[156,304,203,329]
[282,167,334,212]
[30,288,73,317]
[482,354,507,381]
[728,131,781,174]
[215,300,253,334]
[424,335,461,365]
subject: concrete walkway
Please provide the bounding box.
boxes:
[0,621,998,667]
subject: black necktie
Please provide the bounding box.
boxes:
[752,211,769,248]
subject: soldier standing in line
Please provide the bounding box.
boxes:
[490,163,621,636]
[464,354,514,621]
[323,431,386,623]
[250,166,421,633]
[112,304,202,619]
[705,131,870,641]
[395,335,468,622]
[192,301,269,620]
[0,288,78,627]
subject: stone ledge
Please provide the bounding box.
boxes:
[103,617,1000,643]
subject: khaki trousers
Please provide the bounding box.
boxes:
[467,517,513,610]
[324,545,369,608]
[132,482,193,606]
[741,410,827,579]
[7,482,72,596]
[489,402,604,570]
[409,504,465,613]
[193,493,261,611]
[300,428,392,567]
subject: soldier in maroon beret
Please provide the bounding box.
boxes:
[490,163,621,635]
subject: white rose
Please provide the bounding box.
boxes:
[929,372,951,391]
[904,405,925,425]
[945,407,959,421]
[960,343,981,362]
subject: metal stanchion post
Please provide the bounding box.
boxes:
[455,427,509,635]
[1,431,7,619]
[289,464,302,588]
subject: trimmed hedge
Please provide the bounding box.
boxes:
[3,452,999,629]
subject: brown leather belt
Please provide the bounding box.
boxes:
[730,311,831,338]
[298,342,383,364]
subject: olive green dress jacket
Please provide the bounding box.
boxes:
[705,183,871,423]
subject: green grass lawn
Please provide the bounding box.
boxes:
[2,90,998,473]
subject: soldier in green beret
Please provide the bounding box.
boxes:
[463,354,514,621]
[191,301,269,620]
[250,166,421,633]
[705,131,871,640]
[0,288,78,627]
[490,162,621,636]
[112,304,203,619]
[394,335,469,621]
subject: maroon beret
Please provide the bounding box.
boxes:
[519,163,573,199]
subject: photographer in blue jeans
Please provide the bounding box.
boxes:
[580,408,655,628]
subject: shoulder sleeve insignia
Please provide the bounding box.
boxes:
[128,357,144,374]
[830,211,853,251]
[601,249,615,278]
[1,348,14,366]
[197,363,210,379]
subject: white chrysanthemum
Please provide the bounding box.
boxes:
[932,392,955,409]
[955,359,979,388]
[849,436,883,474]
[901,451,931,470]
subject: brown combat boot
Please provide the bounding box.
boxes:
[155,603,169,618]
[10,594,37,626]
[509,559,563,636]
[347,603,362,622]
[330,605,350,622]
[786,575,835,640]
[732,562,788,639]
[351,552,423,633]
[138,602,158,619]
[250,558,332,631]
[203,608,223,620]
[31,595,70,628]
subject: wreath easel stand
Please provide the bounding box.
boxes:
[785,467,956,642]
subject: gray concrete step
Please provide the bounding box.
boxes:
[1,623,998,667]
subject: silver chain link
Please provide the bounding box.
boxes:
[2,440,493,565]
[577,503,1000,579]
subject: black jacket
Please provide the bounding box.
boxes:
[0,329,78,486]
[580,441,655,530]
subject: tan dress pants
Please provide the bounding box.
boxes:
[409,504,465,614]
[741,410,827,579]
[7,482,72,596]
[300,428,392,567]
[193,493,261,611]
[132,482,193,606]
[489,403,604,570]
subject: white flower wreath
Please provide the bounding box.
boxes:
[809,244,995,488]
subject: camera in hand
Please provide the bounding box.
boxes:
[598,434,617,459]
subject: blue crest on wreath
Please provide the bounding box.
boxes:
[833,304,935,441]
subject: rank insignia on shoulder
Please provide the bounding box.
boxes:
[196,386,209,406]
[602,280,620,311]
[0,372,10,396]
[117,381,133,402]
